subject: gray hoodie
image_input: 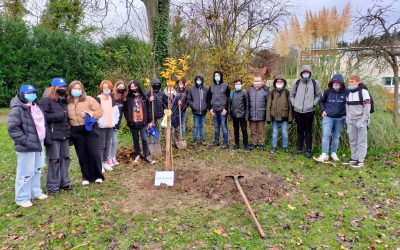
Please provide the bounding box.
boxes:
[289,65,322,113]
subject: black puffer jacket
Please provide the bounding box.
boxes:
[8,95,44,152]
[229,90,248,119]
[207,71,230,112]
[39,96,70,141]
[187,75,209,115]
[146,79,168,120]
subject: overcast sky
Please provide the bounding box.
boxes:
[23,0,399,43]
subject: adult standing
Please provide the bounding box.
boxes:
[67,80,104,185]
[39,78,71,194]
[289,65,322,158]
[247,75,269,150]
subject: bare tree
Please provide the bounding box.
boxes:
[353,1,400,126]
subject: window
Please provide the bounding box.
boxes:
[383,77,400,86]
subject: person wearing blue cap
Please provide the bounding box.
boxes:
[8,84,49,207]
[39,78,71,195]
[66,80,104,185]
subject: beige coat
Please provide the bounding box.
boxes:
[67,96,103,126]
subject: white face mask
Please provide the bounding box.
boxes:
[254,82,262,87]
[276,84,284,89]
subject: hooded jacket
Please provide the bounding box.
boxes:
[289,65,322,113]
[187,75,209,115]
[267,78,293,122]
[8,95,45,152]
[146,78,168,120]
[39,95,70,141]
[124,88,152,128]
[171,88,188,127]
[207,70,230,112]
[247,85,269,121]
[319,73,347,118]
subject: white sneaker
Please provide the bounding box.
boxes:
[35,194,48,200]
[104,160,114,171]
[95,178,103,184]
[17,201,33,208]
[82,180,90,185]
[112,157,120,166]
[133,155,141,163]
[316,153,329,162]
[331,153,340,161]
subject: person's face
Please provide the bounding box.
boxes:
[333,82,341,88]
[253,77,263,89]
[103,83,111,92]
[178,81,184,88]
[73,84,82,91]
[348,79,359,87]
[234,81,242,87]
[130,83,138,92]
[55,86,67,91]
[117,83,125,90]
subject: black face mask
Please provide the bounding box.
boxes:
[56,89,66,96]
[131,89,138,94]
[117,88,126,94]
[152,84,161,91]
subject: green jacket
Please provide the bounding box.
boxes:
[266,89,293,122]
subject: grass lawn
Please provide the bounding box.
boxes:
[0,110,399,249]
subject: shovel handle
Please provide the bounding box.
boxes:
[234,178,266,238]
[178,104,183,140]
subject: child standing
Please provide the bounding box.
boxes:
[8,84,48,207]
[229,79,249,152]
[110,80,127,165]
[266,77,293,153]
[343,75,372,167]
[316,74,347,162]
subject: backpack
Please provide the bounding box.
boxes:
[346,83,375,114]
[294,79,317,96]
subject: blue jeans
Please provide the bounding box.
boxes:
[15,141,45,204]
[193,113,206,141]
[322,117,345,154]
[181,110,187,138]
[213,111,228,145]
[272,121,288,148]
[110,129,118,159]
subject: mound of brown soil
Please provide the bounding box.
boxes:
[119,158,289,215]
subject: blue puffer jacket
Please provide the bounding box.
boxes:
[319,74,347,118]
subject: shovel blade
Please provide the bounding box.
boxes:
[176,140,187,150]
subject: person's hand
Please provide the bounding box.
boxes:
[221,109,227,116]
[178,100,182,106]
[149,96,154,102]
[322,111,327,117]
[147,122,153,129]
[210,109,215,117]
[81,111,86,118]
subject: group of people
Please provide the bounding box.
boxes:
[7,64,372,208]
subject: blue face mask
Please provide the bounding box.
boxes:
[214,76,221,82]
[302,73,311,79]
[235,85,242,91]
[103,90,111,95]
[71,89,82,97]
[333,85,341,90]
[24,93,37,102]
[347,85,357,90]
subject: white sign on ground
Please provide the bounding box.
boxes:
[154,171,175,186]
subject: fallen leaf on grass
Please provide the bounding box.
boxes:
[287,204,296,210]
[194,240,205,247]
[337,191,345,197]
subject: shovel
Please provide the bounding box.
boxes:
[176,104,187,150]
[226,175,266,238]
[148,89,162,156]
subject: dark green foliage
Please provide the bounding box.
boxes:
[0,17,152,106]
[40,0,84,33]
[153,0,170,72]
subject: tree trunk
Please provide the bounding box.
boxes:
[392,57,399,127]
